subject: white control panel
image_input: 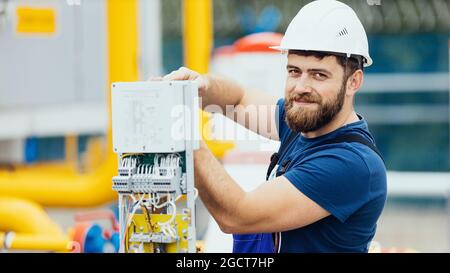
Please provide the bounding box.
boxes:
[111,81,199,153]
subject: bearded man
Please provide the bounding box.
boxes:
[151,0,387,253]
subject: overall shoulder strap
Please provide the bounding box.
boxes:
[314,133,385,163]
[267,132,385,180]
[278,131,298,158]
[266,131,298,180]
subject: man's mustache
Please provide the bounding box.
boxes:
[287,92,322,105]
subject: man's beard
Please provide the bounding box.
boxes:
[284,83,346,134]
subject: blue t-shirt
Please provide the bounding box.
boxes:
[274,98,387,253]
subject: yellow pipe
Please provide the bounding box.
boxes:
[0,157,117,207]
[0,197,70,251]
[183,0,212,74]
[0,233,70,251]
[12,162,77,175]
[0,197,64,234]
[182,0,235,158]
[0,0,138,206]
[107,0,139,149]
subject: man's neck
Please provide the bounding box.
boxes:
[301,108,359,139]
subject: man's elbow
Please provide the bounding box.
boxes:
[217,215,253,234]
[216,196,254,234]
[218,223,233,234]
[217,218,239,234]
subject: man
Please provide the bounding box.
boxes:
[153,0,387,253]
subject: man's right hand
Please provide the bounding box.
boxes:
[149,67,210,97]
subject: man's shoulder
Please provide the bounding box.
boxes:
[293,136,383,178]
[303,143,372,169]
[315,124,382,168]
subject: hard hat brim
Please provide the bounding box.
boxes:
[269,46,373,67]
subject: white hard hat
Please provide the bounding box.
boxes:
[272,0,373,67]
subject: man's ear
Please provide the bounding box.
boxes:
[346,70,363,96]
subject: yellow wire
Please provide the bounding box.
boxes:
[120,153,143,159]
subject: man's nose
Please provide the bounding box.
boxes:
[293,75,313,94]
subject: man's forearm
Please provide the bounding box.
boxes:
[201,74,245,112]
[201,74,279,141]
[194,142,246,232]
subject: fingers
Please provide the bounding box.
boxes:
[162,67,193,81]
[148,76,163,81]
[148,67,203,87]
[162,71,181,81]
[148,67,208,98]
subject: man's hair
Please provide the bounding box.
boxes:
[288,49,364,80]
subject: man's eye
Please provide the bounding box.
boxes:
[288,69,300,75]
[314,73,327,80]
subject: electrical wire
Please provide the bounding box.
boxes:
[123,194,145,252]
[120,153,186,251]
[193,187,198,200]
[121,153,142,159]
[157,194,178,239]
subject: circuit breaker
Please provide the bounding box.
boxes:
[111,81,199,253]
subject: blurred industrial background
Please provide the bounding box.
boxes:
[0,0,449,252]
